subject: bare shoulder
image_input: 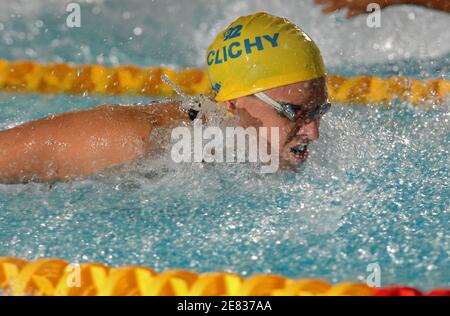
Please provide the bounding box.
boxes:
[132,101,189,124]
[136,101,184,114]
[94,101,184,116]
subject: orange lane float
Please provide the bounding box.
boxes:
[0,257,449,296]
[0,59,448,106]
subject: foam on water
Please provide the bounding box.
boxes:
[1,95,448,289]
[0,0,449,290]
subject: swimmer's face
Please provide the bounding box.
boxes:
[223,77,328,167]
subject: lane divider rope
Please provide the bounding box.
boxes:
[0,59,449,106]
[1,257,449,296]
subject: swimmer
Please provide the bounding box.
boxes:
[0,12,329,183]
[315,0,450,18]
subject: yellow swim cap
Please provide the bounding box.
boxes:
[206,12,326,101]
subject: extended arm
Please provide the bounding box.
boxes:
[315,0,450,18]
[0,102,187,183]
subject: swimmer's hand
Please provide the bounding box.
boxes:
[315,0,450,18]
[314,0,389,18]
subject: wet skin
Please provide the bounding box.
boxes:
[315,0,450,18]
[0,102,190,183]
[222,77,328,168]
[0,77,327,183]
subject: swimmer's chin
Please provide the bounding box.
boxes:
[277,161,304,172]
[277,154,308,171]
[274,143,310,170]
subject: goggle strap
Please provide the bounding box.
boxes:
[254,92,284,112]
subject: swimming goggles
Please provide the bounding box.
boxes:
[254,92,331,121]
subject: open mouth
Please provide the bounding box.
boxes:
[289,143,309,161]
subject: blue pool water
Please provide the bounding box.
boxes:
[0,0,449,290]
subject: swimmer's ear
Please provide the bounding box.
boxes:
[223,100,237,114]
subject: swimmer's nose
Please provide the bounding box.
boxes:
[298,119,320,141]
